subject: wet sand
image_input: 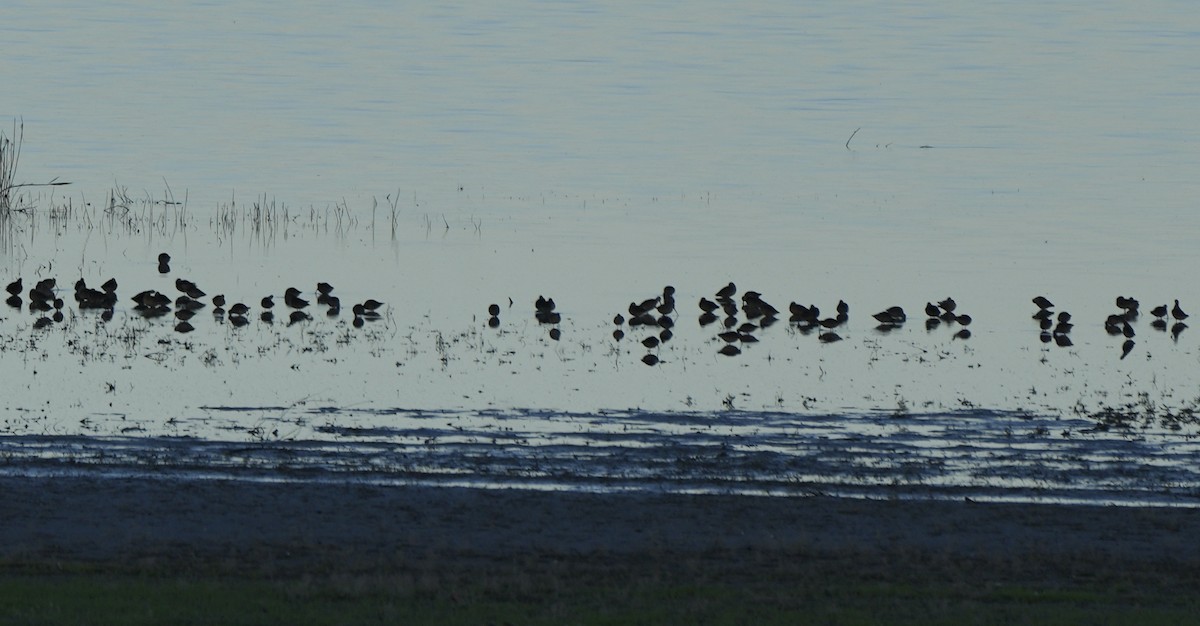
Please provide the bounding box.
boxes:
[2,475,1198,584]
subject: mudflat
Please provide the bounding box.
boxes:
[2,475,1198,583]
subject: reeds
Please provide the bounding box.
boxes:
[0,121,496,248]
[0,119,70,217]
[0,119,22,214]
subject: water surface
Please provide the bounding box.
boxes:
[1,0,1199,504]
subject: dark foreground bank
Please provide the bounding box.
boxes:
[2,476,1199,624]
[3,476,1199,565]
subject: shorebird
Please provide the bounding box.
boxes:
[1151,304,1168,318]
[873,306,906,325]
[284,287,309,309]
[872,310,895,324]
[5,278,21,296]
[490,304,502,317]
[1032,296,1053,310]
[716,282,736,299]
[261,295,275,310]
[937,297,956,313]
[1115,296,1139,314]
[30,278,56,302]
[1172,299,1188,320]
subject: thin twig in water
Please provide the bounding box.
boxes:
[845,127,861,150]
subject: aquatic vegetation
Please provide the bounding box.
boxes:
[0,120,71,219]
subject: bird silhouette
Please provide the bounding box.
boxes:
[1172,299,1188,320]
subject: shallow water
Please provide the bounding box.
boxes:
[1,1,1199,504]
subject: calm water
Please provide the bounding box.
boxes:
[2,1,1200,504]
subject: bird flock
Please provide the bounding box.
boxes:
[4,252,386,333]
[489,285,1190,366]
[4,255,1191,367]
[498,282,960,365]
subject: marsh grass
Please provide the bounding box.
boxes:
[0,123,469,249]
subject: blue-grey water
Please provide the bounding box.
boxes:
[2,1,1200,505]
